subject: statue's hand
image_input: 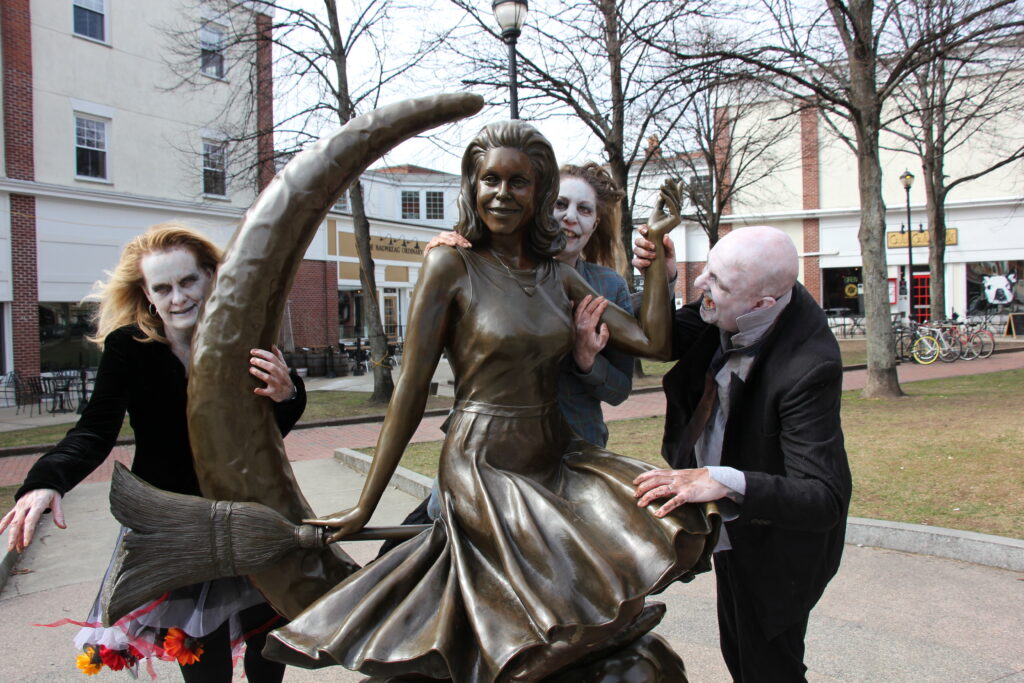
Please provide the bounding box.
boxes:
[646,180,682,244]
[303,507,370,544]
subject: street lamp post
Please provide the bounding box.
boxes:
[492,0,528,120]
[899,169,915,321]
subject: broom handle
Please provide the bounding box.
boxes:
[331,524,432,542]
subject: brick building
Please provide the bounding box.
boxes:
[0,1,455,374]
[630,100,1024,321]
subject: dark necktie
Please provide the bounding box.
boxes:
[674,334,768,465]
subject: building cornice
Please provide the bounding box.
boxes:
[0,177,457,233]
[0,178,248,219]
[718,195,1024,224]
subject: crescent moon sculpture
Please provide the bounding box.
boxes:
[187,92,484,618]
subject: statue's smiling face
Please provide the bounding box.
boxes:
[476,147,536,237]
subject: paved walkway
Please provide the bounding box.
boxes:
[1,353,1022,680]
[1,458,1022,682]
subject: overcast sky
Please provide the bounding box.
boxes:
[279,0,606,175]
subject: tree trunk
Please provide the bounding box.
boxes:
[350,181,394,404]
[852,111,903,397]
[924,157,948,321]
[323,0,393,403]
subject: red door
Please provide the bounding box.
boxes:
[911,272,930,323]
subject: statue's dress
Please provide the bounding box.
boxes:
[264,248,714,681]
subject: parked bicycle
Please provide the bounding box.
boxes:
[893,318,940,365]
[918,321,962,363]
[965,316,996,359]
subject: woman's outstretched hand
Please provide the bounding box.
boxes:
[304,507,371,544]
[424,231,471,255]
[0,488,65,552]
[250,345,295,402]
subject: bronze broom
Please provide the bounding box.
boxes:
[101,463,429,626]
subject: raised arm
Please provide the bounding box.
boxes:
[308,246,464,542]
[564,181,681,361]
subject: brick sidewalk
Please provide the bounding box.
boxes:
[2,351,1020,488]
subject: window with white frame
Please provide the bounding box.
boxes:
[401,191,420,220]
[73,0,106,42]
[425,191,445,220]
[200,23,226,79]
[75,115,107,179]
[334,191,349,212]
[202,140,227,196]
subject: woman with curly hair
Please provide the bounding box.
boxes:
[1,224,304,682]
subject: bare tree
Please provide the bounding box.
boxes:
[888,0,1024,321]
[163,0,440,403]
[445,0,708,277]
[649,73,800,248]
[652,0,1023,398]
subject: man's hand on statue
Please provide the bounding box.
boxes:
[303,507,370,544]
[0,488,65,552]
[250,345,295,402]
[424,231,471,255]
[572,295,610,373]
[632,228,677,282]
[633,468,728,517]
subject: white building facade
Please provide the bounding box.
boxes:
[1,1,457,374]
[638,104,1024,325]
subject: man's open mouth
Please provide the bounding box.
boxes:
[702,293,716,310]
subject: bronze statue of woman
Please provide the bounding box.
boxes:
[261,121,717,681]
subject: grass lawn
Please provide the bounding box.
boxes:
[366,369,1024,539]
[302,390,453,422]
[0,484,17,516]
[640,339,868,380]
[0,391,454,450]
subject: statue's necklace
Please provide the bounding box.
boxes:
[489,248,537,297]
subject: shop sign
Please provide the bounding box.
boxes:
[886,228,957,248]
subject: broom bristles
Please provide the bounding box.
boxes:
[102,465,435,625]
[103,464,306,625]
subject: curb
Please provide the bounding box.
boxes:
[333,449,1024,573]
[0,545,20,595]
[845,517,1024,572]
[334,447,433,500]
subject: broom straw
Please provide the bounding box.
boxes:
[102,463,430,625]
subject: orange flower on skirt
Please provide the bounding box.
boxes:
[163,627,204,666]
[75,645,103,675]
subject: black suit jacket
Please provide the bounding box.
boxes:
[18,326,306,500]
[661,283,852,638]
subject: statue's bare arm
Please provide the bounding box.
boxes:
[307,246,465,542]
[563,181,680,361]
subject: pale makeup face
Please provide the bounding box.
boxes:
[553,176,598,266]
[693,248,756,333]
[140,248,213,336]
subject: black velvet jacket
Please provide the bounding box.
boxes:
[17,326,306,500]
[661,283,852,638]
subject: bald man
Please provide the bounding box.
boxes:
[633,226,851,682]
